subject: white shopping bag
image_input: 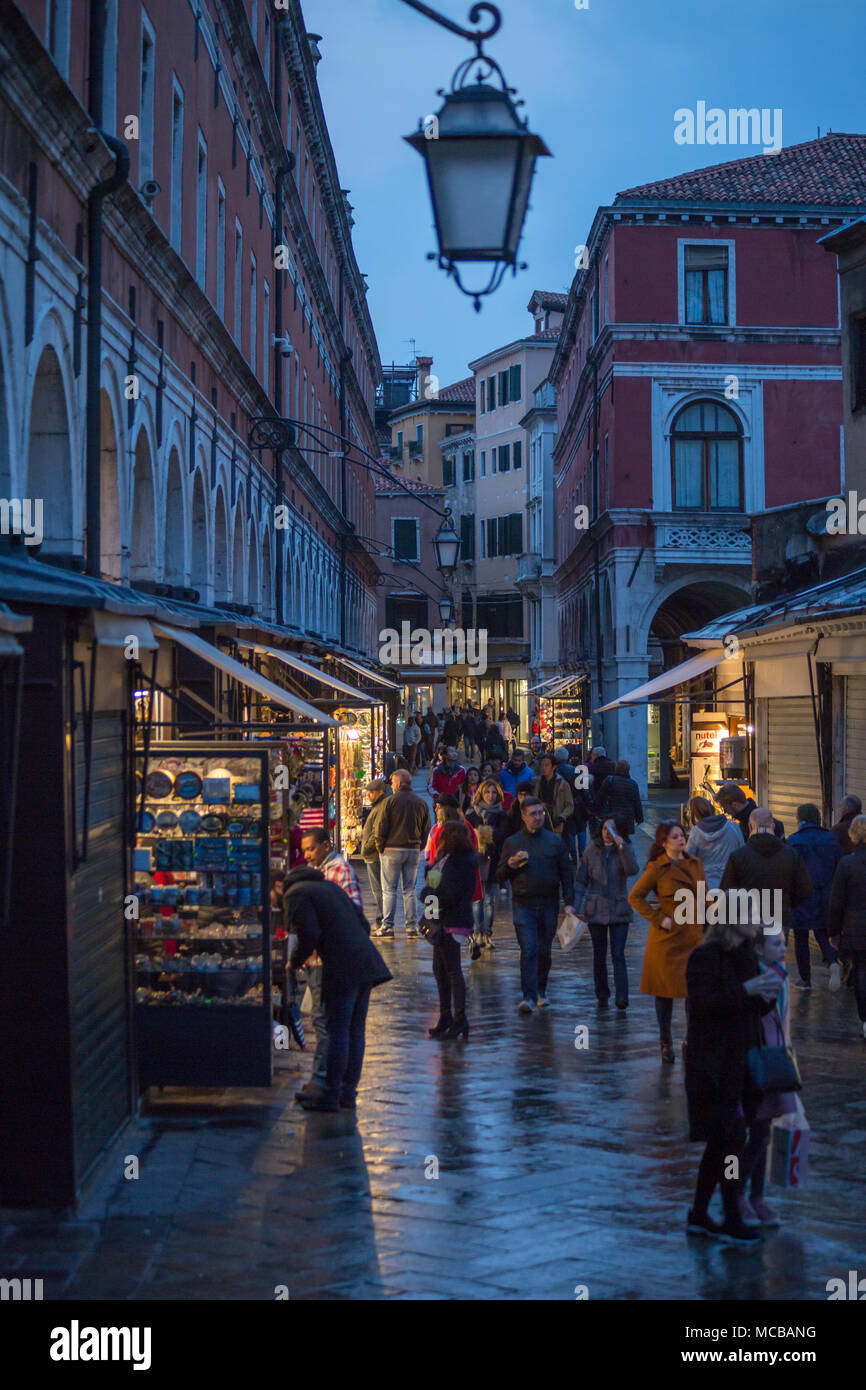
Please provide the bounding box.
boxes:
[557,910,588,952]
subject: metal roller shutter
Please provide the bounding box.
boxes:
[766,697,822,836]
[844,677,866,802]
[69,713,130,1183]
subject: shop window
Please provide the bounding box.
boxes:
[386,594,427,630]
[683,243,729,325]
[460,514,475,562]
[392,518,420,562]
[671,400,742,510]
[476,595,523,639]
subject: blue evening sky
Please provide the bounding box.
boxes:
[302,0,865,388]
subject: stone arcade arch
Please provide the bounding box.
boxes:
[163,446,185,586]
[99,387,123,581]
[247,521,259,616]
[129,427,156,583]
[27,345,75,554]
[232,502,246,606]
[190,469,209,599]
[213,488,230,606]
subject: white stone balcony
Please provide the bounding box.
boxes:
[652,512,752,568]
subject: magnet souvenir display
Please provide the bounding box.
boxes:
[145,769,174,799]
[174,770,203,800]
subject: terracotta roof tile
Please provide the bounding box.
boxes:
[616,132,866,207]
[436,376,476,404]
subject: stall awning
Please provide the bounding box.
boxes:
[332,655,402,691]
[242,643,374,704]
[153,624,340,727]
[545,673,585,699]
[93,611,159,650]
[528,675,562,694]
[596,649,726,712]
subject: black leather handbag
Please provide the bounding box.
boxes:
[746,1044,802,1094]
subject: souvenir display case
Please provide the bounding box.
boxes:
[551,689,584,755]
[132,743,272,1087]
[334,705,381,856]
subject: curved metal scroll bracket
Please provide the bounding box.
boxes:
[399,1,502,52]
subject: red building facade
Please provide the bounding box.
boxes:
[551,134,866,791]
[0,0,381,647]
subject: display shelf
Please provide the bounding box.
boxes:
[132,742,273,1087]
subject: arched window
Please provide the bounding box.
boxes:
[671,400,742,511]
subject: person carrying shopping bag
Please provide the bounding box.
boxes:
[573,817,638,1010]
[739,926,798,1227]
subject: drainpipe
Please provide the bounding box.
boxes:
[85,0,129,576]
[339,266,348,648]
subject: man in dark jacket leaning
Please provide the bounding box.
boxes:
[285,868,392,1112]
[719,807,812,939]
[786,804,842,989]
[498,797,576,1014]
[595,758,644,836]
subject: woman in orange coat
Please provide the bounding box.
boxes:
[629,821,705,1064]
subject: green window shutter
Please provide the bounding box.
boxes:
[509,364,521,401]
[512,439,522,469]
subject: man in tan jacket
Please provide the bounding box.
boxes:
[360,779,390,929]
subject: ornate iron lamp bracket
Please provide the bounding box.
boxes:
[398,1,501,53]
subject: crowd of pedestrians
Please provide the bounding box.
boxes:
[282,705,864,1245]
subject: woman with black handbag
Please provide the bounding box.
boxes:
[420,821,477,1040]
[684,909,782,1244]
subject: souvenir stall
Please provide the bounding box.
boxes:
[132,742,274,1087]
[532,677,586,754]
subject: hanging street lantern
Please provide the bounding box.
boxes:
[437,593,455,624]
[402,2,551,311]
[432,511,461,577]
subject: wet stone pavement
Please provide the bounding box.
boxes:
[3,777,865,1301]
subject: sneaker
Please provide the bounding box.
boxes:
[739,1197,762,1226]
[484,935,495,950]
[749,1197,780,1226]
[405,928,419,940]
[338,1095,357,1111]
[374,925,394,938]
[718,1220,762,1246]
[469,937,482,961]
[536,994,549,1008]
[829,961,842,992]
[795,979,812,990]
[517,999,534,1015]
[686,1208,724,1239]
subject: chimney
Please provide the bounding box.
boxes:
[416,355,433,400]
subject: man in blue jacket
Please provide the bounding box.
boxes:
[787,803,843,990]
[499,748,535,801]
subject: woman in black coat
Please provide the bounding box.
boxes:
[827,814,866,1039]
[420,820,477,1041]
[285,867,392,1112]
[684,914,781,1243]
[595,758,644,836]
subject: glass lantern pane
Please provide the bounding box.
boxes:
[426,139,522,260]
